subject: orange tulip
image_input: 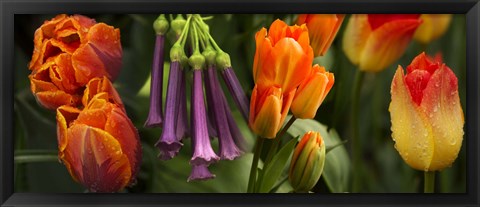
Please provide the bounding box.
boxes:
[291,64,334,119]
[29,14,122,109]
[389,52,464,171]
[253,19,314,94]
[342,14,422,72]
[414,14,452,44]
[56,79,141,192]
[249,84,295,139]
[297,14,344,56]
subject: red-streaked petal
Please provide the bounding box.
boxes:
[389,66,434,171]
[419,65,464,171]
[359,19,421,72]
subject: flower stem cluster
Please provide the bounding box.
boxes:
[145,14,249,181]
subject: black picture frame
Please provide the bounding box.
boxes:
[1,0,479,206]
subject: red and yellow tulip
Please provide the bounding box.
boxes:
[414,14,452,44]
[56,78,141,192]
[296,14,344,56]
[291,64,334,119]
[342,14,422,72]
[28,14,122,109]
[389,52,464,171]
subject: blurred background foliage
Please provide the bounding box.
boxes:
[13,14,466,193]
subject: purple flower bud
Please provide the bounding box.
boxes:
[221,67,249,121]
[191,69,219,166]
[144,35,165,128]
[206,65,242,160]
[155,61,183,160]
[176,69,189,140]
[187,164,215,182]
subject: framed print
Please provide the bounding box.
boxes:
[1,0,479,206]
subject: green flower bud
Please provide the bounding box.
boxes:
[288,131,326,193]
[189,52,205,70]
[170,44,185,62]
[171,15,187,37]
[153,14,169,35]
[216,51,231,70]
[202,46,217,66]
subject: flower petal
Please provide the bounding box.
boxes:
[389,66,434,171]
[419,65,464,171]
[359,19,421,72]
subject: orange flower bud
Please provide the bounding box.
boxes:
[296,14,345,56]
[389,53,464,171]
[342,14,422,72]
[414,14,452,44]
[289,131,326,192]
[56,80,141,192]
[28,14,122,109]
[249,84,295,139]
[291,64,334,119]
[253,19,314,94]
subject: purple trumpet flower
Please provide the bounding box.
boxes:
[144,35,165,128]
[203,66,218,138]
[221,67,250,122]
[187,164,216,182]
[176,69,189,140]
[220,89,248,151]
[190,69,220,166]
[206,65,242,160]
[155,61,183,160]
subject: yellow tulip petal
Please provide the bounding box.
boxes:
[389,66,434,171]
[342,14,372,66]
[251,89,282,139]
[414,14,452,44]
[420,65,464,171]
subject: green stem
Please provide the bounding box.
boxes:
[247,137,264,193]
[255,116,297,192]
[351,69,365,193]
[424,171,435,193]
[264,116,297,165]
[15,154,58,164]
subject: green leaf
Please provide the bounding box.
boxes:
[288,117,351,193]
[258,138,297,193]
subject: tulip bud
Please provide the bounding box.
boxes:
[414,14,452,44]
[289,131,326,192]
[342,14,422,72]
[56,91,141,192]
[291,64,334,119]
[296,14,345,56]
[249,84,295,138]
[389,52,464,171]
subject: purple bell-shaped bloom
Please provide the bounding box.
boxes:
[188,164,216,182]
[176,69,189,140]
[155,61,183,160]
[190,69,220,166]
[217,52,250,121]
[206,65,242,160]
[145,15,169,127]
